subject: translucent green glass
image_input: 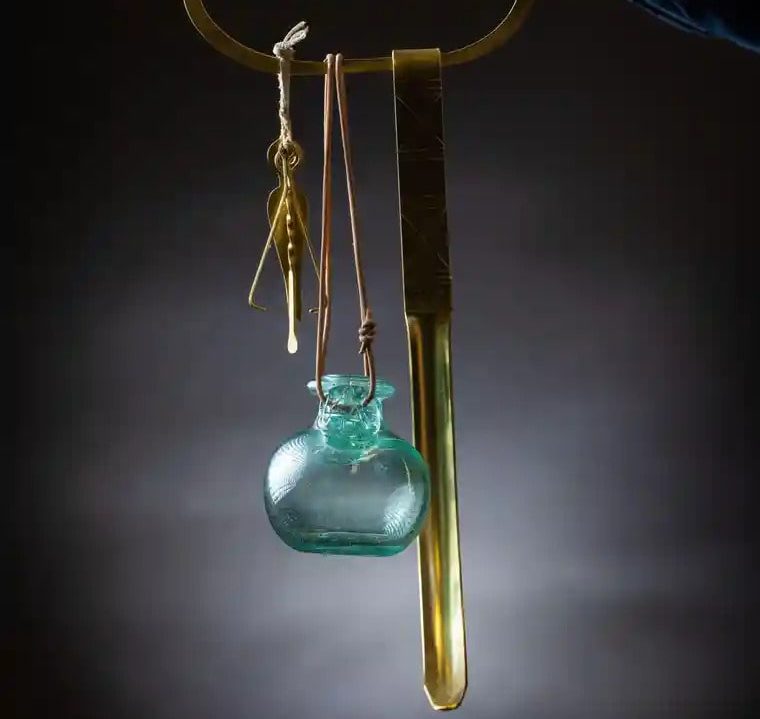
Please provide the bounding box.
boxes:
[264,374,430,556]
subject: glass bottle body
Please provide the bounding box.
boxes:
[264,375,430,556]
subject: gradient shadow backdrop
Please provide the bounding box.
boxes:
[12,1,756,718]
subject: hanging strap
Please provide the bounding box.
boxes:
[314,53,377,407]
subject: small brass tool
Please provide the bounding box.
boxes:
[248,139,318,353]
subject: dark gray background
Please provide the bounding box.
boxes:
[13,1,756,718]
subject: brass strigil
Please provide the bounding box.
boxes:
[393,48,466,711]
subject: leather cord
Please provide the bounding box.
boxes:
[314,53,377,407]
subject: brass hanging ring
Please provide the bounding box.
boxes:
[183,0,535,75]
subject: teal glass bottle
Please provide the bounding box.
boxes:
[264,374,430,556]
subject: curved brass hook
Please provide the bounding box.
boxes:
[183,0,535,75]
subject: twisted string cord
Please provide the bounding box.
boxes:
[273,21,308,148]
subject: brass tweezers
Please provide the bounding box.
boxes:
[183,1,535,710]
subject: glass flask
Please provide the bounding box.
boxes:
[264,374,430,556]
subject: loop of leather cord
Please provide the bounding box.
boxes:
[314,53,377,407]
[314,54,334,403]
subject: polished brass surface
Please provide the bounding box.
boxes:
[393,49,466,711]
[248,139,317,353]
[183,0,534,75]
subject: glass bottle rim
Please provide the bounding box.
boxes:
[307,373,396,400]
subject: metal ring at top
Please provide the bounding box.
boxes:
[183,0,535,75]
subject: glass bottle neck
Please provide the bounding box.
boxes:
[307,374,395,451]
[314,398,384,450]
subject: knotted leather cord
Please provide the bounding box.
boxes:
[314,53,377,407]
